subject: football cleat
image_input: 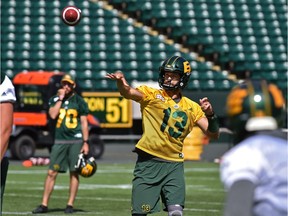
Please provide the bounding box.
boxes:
[32,205,48,214]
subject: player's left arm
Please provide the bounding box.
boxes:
[80,115,89,155]
[197,97,219,139]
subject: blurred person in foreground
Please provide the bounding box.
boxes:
[32,74,89,214]
[221,79,287,216]
[106,56,219,216]
[0,73,16,214]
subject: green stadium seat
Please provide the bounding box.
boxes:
[190,70,199,80]
[200,80,216,90]
[77,70,93,80]
[187,79,200,90]
[274,61,287,71]
[124,2,139,13]
[262,70,279,80]
[215,79,236,90]
[233,61,247,72]
[1,60,14,70]
[1,0,286,94]
[200,70,215,80]
[78,80,94,90]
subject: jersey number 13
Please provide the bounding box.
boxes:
[160,107,188,139]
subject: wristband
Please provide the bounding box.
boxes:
[83,140,89,144]
[207,114,219,133]
[206,112,215,118]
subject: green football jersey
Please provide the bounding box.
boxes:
[49,93,89,144]
[135,86,205,162]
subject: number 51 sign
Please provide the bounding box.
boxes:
[82,92,132,128]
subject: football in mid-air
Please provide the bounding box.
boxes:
[61,6,81,26]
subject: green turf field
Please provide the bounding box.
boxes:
[3,162,225,215]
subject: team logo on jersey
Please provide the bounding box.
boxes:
[179,153,184,158]
[174,104,179,109]
[156,94,165,102]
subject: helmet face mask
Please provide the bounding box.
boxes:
[226,79,285,143]
[75,153,97,178]
[158,56,191,90]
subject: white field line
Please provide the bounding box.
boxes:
[185,208,220,212]
[6,193,130,202]
[186,185,224,192]
[6,181,132,190]
[8,169,222,183]
[7,169,134,174]
[184,167,219,173]
[185,176,221,181]
[5,192,222,206]
[2,212,102,215]
[7,180,223,192]
[8,167,219,175]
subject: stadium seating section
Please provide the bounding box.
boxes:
[1,0,287,95]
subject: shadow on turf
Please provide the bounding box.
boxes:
[46,208,86,213]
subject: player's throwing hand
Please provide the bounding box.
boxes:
[105,71,124,80]
[199,97,214,116]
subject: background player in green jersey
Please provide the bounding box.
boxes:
[32,74,89,214]
[106,56,220,216]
